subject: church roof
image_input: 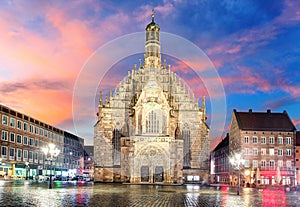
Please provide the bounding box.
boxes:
[233,109,296,132]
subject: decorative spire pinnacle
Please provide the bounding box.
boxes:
[151,8,155,22]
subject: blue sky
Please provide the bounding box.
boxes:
[0,0,299,147]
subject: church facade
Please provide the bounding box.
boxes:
[94,13,210,184]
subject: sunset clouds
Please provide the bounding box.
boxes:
[0,0,299,146]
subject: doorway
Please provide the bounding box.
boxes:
[141,166,149,182]
[154,166,164,182]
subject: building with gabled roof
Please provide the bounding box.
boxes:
[229,109,297,186]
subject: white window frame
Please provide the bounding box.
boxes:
[261,148,266,155]
[253,148,258,156]
[253,160,258,168]
[23,150,28,161]
[34,151,38,163]
[10,118,16,128]
[278,149,283,156]
[23,136,28,145]
[17,148,22,161]
[286,160,292,168]
[16,134,22,144]
[29,138,34,146]
[10,132,15,143]
[286,149,292,156]
[278,137,283,144]
[29,151,33,162]
[278,160,283,167]
[252,136,258,144]
[269,148,274,156]
[17,120,22,130]
[2,115,8,125]
[9,147,15,160]
[286,137,291,145]
[23,122,28,132]
[261,137,266,144]
[1,146,8,159]
[1,130,8,141]
[269,137,275,144]
[244,136,249,144]
[270,160,275,170]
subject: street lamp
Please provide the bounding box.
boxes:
[43,143,60,189]
[230,153,245,195]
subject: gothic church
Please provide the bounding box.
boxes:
[94,12,210,184]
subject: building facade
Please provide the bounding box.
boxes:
[296,131,300,185]
[0,104,84,179]
[94,13,210,184]
[211,134,229,184]
[229,109,297,186]
[84,145,94,179]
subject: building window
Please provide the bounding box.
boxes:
[146,110,160,133]
[286,161,292,168]
[39,128,43,136]
[269,137,275,144]
[253,160,258,168]
[35,139,39,147]
[29,138,34,146]
[24,122,28,131]
[29,151,33,162]
[269,148,274,156]
[23,136,28,145]
[9,148,15,160]
[17,149,22,161]
[10,133,15,143]
[2,115,8,125]
[261,137,266,144]
[17,120,22,130]
[278,137,283,144]
[252,136,258,144]
[244,160,250,168]
[29,125,34,133]
[35,126,39,135]
[278,160,283,167]
[1,130,8,141]
[286,149,292,156]
[16,134,22,144]
[286,137,291,145]
[10,118,16,128]
[244,136,249,144]
[278,149,283,156]
[270,160,275,170]
[1,146,8,159]
[261,148,266,155]
[261,160,266,169]
[34,152,38,163]
[244,148,249,155]
[23,150,28,161]
[253,148,258,156]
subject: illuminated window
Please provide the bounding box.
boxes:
[286,149,292,156]
[269,148,274,156]
[261,148,266,155]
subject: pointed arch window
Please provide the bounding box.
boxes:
[146,110,159,133]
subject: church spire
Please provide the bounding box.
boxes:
[144,9,161,68]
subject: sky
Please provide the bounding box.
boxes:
[0,0,299,148]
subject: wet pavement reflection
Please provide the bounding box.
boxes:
[0,180,299,207]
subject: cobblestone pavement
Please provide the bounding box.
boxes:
[0,181,299,207]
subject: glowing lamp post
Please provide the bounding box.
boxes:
[43,143,60,189]
[230,153,245,195]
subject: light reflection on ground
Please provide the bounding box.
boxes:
[0,181,299,207]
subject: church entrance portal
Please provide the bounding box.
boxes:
[141,166,149,182]
[154,166,164,182]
